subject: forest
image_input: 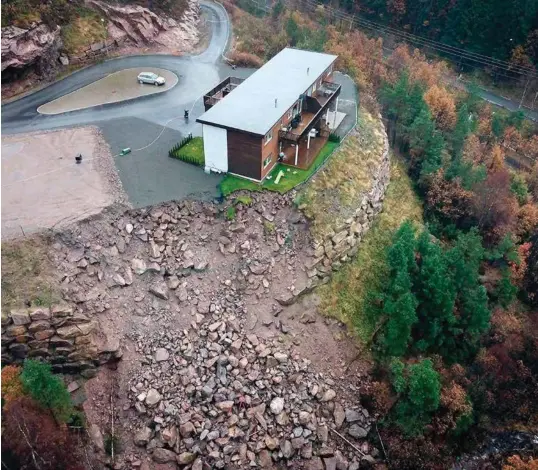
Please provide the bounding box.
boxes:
[330,0,538,66]
[224,1,538,467]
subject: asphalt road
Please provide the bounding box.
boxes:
[1,1,241,207]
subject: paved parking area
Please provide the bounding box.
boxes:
[38,68,178,115]
[99,117,222,208]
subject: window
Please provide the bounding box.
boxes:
[263,154,272,168]
[312,81,317,94]
[264,130,273,145]
[287,107,293,119]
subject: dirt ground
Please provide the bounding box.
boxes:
[1,126,127,240]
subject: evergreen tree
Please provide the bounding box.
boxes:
[413,231,457,352]
[393,359,441,436]
[20,360,73,423]
[381,221,418,356]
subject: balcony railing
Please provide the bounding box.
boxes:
[279,83,341,142]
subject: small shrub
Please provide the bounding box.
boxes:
[226,206,236,221]
[104,432,121,456]
[20,360,73,423]
[234,195,253,206]
[495,269,518,308]
[328,132,341,143]
[228,50,264,68]
[263,221,276,234]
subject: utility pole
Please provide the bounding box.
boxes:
[519,75,530,109]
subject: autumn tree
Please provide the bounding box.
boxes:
[2,397,84,470]
[516,203,538,239]
[524,233,538,306]
[471,168,518,244]
[424,85,457,131]
[504,455,538,470]
[1,365,24,404]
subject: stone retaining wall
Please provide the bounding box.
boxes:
[1,306,119,376]
[279,116,391,305]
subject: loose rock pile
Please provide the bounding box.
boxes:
[124,285,377,469]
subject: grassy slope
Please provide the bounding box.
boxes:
[317,155,423,343]
[1,236,61,313]
[298,109,387,243]
[62,7,107,55]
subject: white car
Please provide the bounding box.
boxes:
[137,72,166,86]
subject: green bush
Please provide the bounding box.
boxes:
[226,206,236,221]
[169,136,204,166]
[328,132,341,143]
[20,360,73,423]
[234,195,253,206]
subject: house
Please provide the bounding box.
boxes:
[196,48,341,182]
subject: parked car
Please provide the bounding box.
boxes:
[137,72,166,86]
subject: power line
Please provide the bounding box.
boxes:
[288,0,538,78]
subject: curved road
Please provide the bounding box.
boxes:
[1,1,237,136]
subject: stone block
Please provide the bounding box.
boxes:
[9,343,29,357]
[28,320,52,333]
[49,336,74,348]
[6,325,27,337]
[332,230,348,245]
[28,340,50,349]
[51,305,73,318]
[10,310,30,325]
[28,348,50,358]
[34,329,55,341]
[29,307,51,321]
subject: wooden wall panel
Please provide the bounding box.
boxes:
[227,130,262,181]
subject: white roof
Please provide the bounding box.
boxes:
[197,48,337,135]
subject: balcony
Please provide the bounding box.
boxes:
[203,77,245,111]
[278,82,341,143]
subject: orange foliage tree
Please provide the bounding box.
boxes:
[1,365,25,404]
[488,144,506,173]
[516,203,538,239]
[424,85,457,131]
[509,242,531,288]
[503,455,538,470]
[463,134,487,165]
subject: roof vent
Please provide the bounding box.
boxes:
[307,67,310,75]
[275,98,278,108]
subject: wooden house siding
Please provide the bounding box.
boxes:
[227,130,263,181]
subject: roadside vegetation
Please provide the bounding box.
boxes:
[227,1,538,467]
[61,6,108,56]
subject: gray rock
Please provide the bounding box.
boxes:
[88,424,105,452]
[149,284,168,300]
[152,448,176,463]
[348,424,368,439]
[10,310,31,325]
[154,348,169,362]
[321,389,336,402]
[333,403,345,428]
[270,397,284,414]
[145,389,162,406]
[273,352,288,363]
[134,426,153,446]
[177,452,196,465]
[131,258,147,275]
[180,421,195,437]
[249,262,268,275]
[280,439,293,459]
[258,449,272,468]
[345,409,361,423]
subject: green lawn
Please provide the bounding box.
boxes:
[171,137,205,166]
[219,141,339,196]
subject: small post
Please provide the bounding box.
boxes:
[184,109,189,120]
[294,144,299,166]
[519,76,530,109]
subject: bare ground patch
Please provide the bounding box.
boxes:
[1,126,128,240]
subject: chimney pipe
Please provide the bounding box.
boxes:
[275,98,278,108]
[307,67,310,75]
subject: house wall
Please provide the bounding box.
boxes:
[260,120,283,180]
[227,130,262,180]
[203,124,228,173]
